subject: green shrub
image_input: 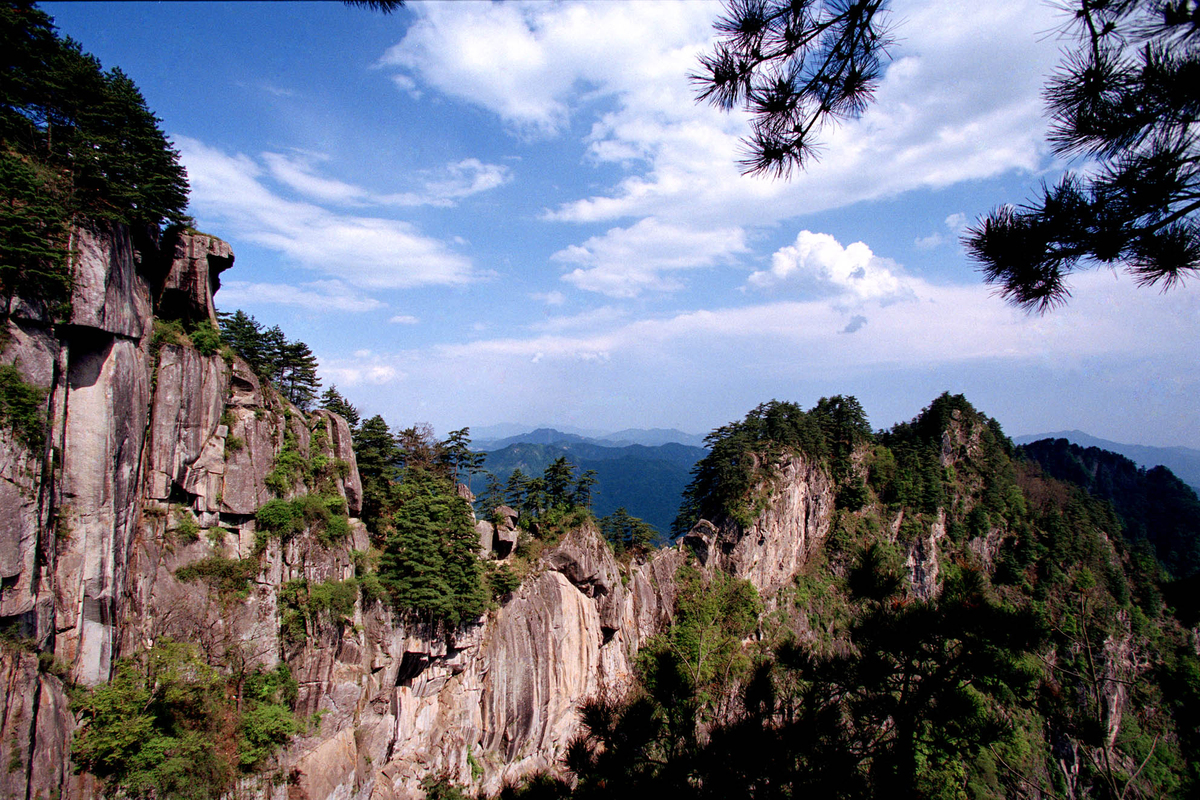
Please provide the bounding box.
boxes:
[0,364,46,451]
[188,321,221,356]
[175,555,257,598]
[255,499,297,535]
[173,508,200,544]
[225,435,244,453]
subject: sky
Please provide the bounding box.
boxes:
[41,0,1199,448]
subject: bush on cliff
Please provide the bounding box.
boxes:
[71,640,297,799]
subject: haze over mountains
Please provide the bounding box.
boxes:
[473,426,708,450]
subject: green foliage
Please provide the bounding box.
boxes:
[538,391,1200,800]
[638,564,760,722]
[1022,437,1200,579]
[0,149,71,304]
[174,555,257,598]
[171,507,200,544]
[217,310,321,409]
[319,384,359,430]
[599,507,658,554]
[254,493,351,548]
[0,4,189,306]
[278,578,359,645]
[0,362,45,451]
[673,398,835,534]
[72,641,296,797]
[188,321,221,357]
[484,561,521,601]
[264,431,306,496]
[378,467,485,626]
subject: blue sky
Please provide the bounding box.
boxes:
[42,1,1199,447]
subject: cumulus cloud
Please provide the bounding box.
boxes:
[749,231,909,301]
[177,136,474,289]
[553,217,747,297]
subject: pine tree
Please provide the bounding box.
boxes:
[380,467,484,626]
[319,385,360,431]
[218,311,268,374]
[277,340,320,410]
[697,0,1199,308]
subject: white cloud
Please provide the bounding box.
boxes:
[429,270,1196,372]
[389,1,1060,230]
[915,212,971,249]
[945,212,968,233]
[320,350,405,387]
[389,314,420,324]
[261,150,510,208]
[215,279,383,313]
[553,217,747,297]
[531,290,566,306]
[177,136,474,289]
[749,231,910,301]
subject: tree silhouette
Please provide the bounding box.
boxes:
[965,0,1200,311]
[697,0,1199,309]
[692,0,891,177]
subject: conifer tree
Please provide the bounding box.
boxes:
[319,385,360,431]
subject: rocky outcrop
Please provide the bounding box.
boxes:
[155,230,232,326]
[683,453,835,601]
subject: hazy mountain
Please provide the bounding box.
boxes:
[597,428,708,448]
[477,440,707,534]
[1013,429,1200,493]
[474,426,706,451]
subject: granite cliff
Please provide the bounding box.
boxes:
[0,223,852,800]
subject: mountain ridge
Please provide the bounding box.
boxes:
[1014,429,1200,493]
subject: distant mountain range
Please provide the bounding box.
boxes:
[471,430,707,535]
[474,426,707,451]
[1013,430,1200,494]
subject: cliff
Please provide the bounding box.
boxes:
[0,222,848,800]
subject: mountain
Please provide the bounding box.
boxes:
[1018,437,1200,578]
[478,440,707,534]
[1013,429,1200,493]
[597,427,708,448]
[476,427,598,450]
[474,426,707,451]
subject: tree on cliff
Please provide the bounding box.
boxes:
[695,0,1199,310]
[319,384,360,431]
[1,1,190,305]
[378,466,485,626]
[216,310,322,409]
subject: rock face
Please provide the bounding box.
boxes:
[683,453,835,601]
[0,221,846,800]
